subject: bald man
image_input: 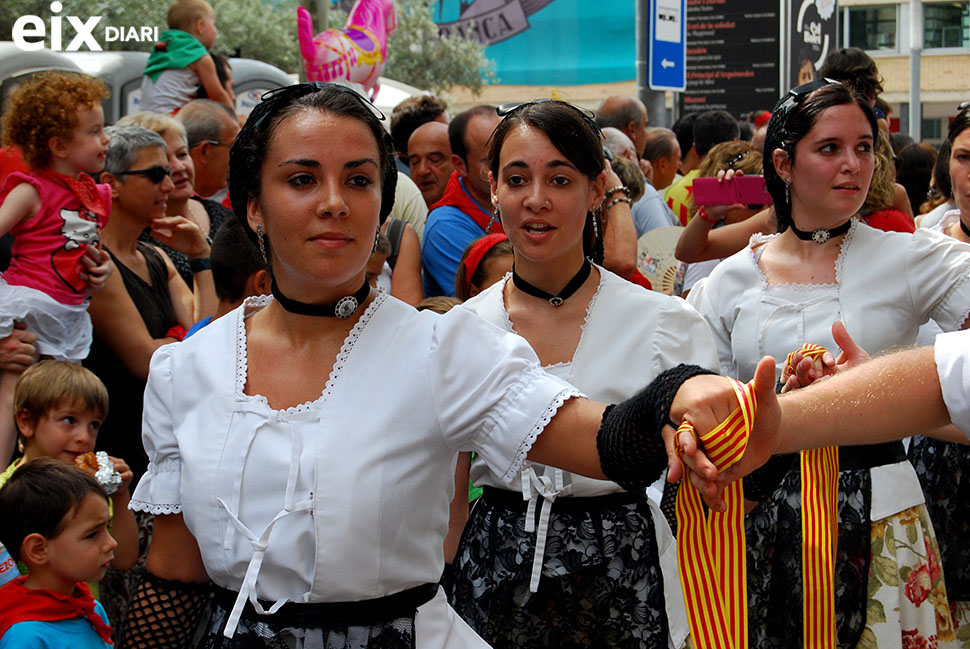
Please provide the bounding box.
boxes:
[596,95,649,157]
[408,122,454,207]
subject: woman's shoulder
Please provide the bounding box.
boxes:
[702,240,762,288]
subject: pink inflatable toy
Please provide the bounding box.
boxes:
[297,0,397,101]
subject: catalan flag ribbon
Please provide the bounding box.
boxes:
[675,377,753,649]
[675,345,839,649]
[788,344,840,649]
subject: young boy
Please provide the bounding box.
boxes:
[0,459,116,647]
[0,361,138,575]
[184,216,270,337]
[140,0,232,113]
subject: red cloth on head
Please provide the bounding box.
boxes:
[753,110,772,129]
[461,233,508,295]
[429,171,504,236]
[0,576,113,643]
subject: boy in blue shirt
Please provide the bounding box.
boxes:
[0,459,116,647]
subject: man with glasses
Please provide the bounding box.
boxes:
[177,99,240,203]
[421,105,501,298]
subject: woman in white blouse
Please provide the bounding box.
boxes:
[907,105,970,638]
[117,83,725,649]
[446,100,718,648]
[687,80,970,648]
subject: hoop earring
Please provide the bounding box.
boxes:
[372,229,380,253]
[256,225,267,263]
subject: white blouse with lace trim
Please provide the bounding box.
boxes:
[463,265,720,496]
[687,220,970,520]
[688,220,970,382]
[130,293,581,609]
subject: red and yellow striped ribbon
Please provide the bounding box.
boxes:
[676,346,840,649]
[676,377,754,649]
[784,343,828,379]
[787,344,840,649]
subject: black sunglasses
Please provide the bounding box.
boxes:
[496,99,601,135]
[958,100,970,112]
[257,82,386,126]
[116,165,171,184]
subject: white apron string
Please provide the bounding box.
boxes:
[217,419,312,638]
[520,466,573,592]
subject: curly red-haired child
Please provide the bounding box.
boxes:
[0,71,115,462]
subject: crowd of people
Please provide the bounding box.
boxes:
[0,0,968,645]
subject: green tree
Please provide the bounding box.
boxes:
[385,0,496,94]
[1,0,494,91]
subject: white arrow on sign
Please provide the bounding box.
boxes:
[661,58,675,69]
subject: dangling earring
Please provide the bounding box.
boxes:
[372,229,380,253]
[784,179,791,204]
[487,205,500,234]
[256,225,267,263]
[591,208,601,240]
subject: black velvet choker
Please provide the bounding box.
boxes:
[271,278,370,318]
[512,259,592,307]
[790,219,852,245]
[961,218,970,239]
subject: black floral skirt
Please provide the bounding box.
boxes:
[197,599,415,649]
[745,466,871,649]
[446,488,670,649]
[909,435,970,601]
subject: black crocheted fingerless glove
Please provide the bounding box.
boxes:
[596,364,717,492]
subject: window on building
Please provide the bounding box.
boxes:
[924,2,970,48]
[848,6,898,51]
[921,118,943,140]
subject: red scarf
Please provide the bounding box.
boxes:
[429,171,504,235]
[35,167,109,221]
[0,576,113,643]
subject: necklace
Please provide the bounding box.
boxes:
[961,218,970,240]
[271,278,370,319]
[790,219,852,245]
[512,259,592,307]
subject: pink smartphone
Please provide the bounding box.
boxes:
[693,175,773,207]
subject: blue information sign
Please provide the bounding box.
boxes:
[648,0,686,92]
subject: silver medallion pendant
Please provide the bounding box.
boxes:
[549,296,564,307]
[812,229,831,245]
[334,296,359,319]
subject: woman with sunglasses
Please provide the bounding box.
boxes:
[445,100,718,649]
[118,111,235,288]
[687,80,970,647]
[119,84,725,649]
[85,125,214,484]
